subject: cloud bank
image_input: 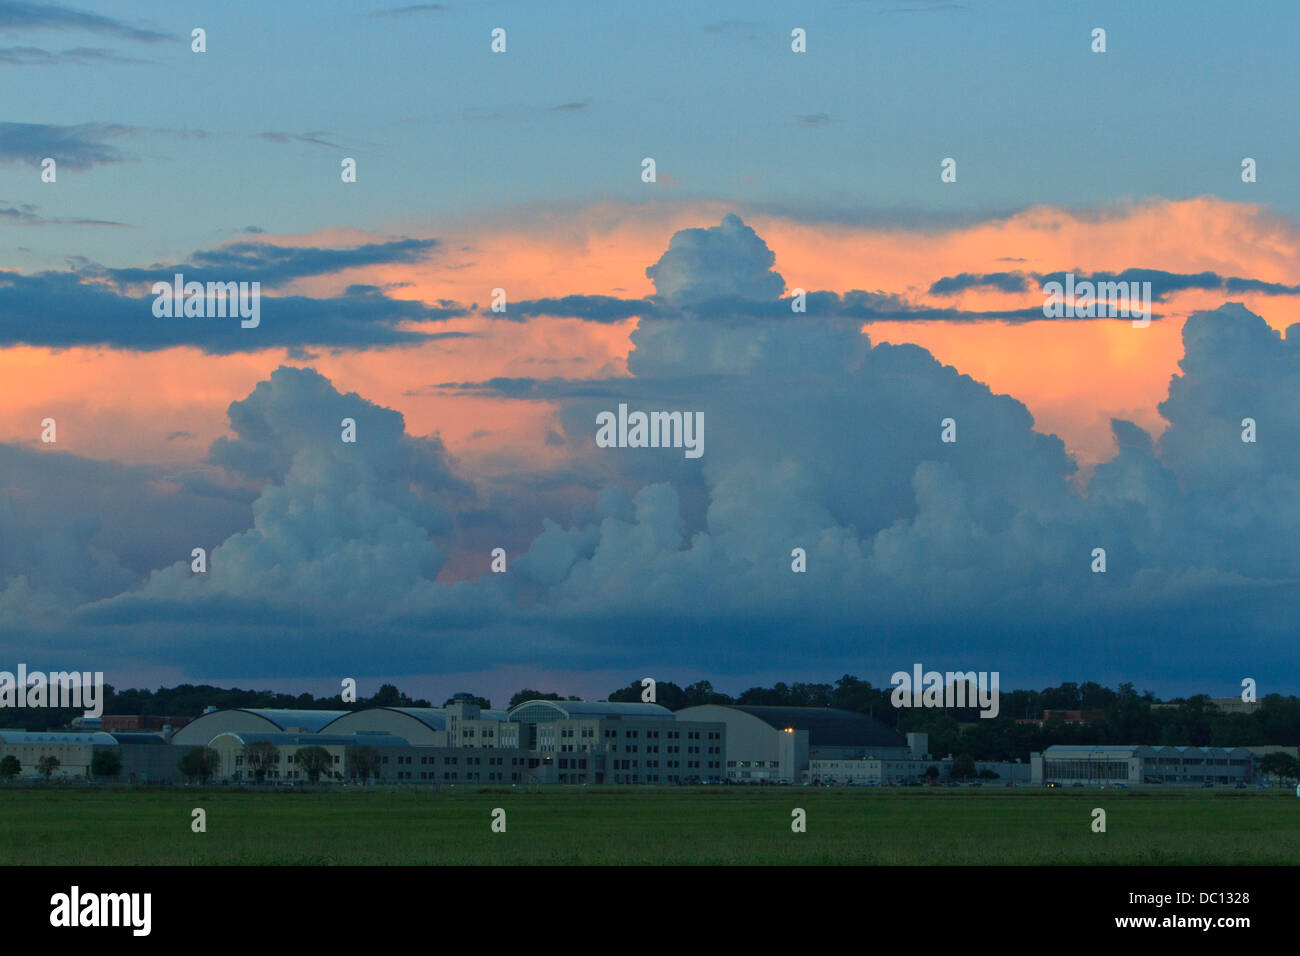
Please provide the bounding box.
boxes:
[2,217,1296,691]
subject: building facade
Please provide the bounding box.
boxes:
[675,704,912,783]
[1031,745,1257,786]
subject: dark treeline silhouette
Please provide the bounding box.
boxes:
[18,677,1299,762]
[606,676,1300,762]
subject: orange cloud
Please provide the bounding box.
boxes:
[2,197,1295,475]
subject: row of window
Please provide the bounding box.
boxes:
[394,771,520,782]
[234,753,342,766]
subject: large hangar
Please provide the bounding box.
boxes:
[319,707,448,745]
[674,705,912,783]
[171,708,349,747]
[320,699,517,749]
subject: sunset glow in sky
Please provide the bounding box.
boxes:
[3,0,1298,704]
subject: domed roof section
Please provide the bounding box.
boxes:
[507,700,673,722]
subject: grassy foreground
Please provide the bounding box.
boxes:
[2,786,1297,865]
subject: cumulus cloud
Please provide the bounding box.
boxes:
[3,217,1297,687]
[115,367,471,615]
[0,444,250,621]
[645,213,786,307]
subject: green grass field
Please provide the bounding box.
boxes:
[2,786,1297,865]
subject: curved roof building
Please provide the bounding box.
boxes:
[318,707,448,745]
[209,731,410,747]
[507,700,674,722]
[171,708,349,746]
[674,704,909,782]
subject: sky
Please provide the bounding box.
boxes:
[1,0,1298,706]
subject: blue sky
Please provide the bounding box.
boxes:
[6,0,1300,270]
[2,0,1299,705]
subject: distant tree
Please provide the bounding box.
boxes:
[294,746,333,784]
[829,675,892,721]
[608,680,689,710]
[950,754,977,780]
[1078,681,1118,709]
[346,745,381,782]
[1260,752,1299,783]
[0,755,19,780]
[243,741,278,782]
[442,695,491,709]
[924,765,940,782]
[90,750,122,779]
[508,689,565,709]
[1039,682,1083,710]
[737,683,792,706]
[177,747,220,783]
[789,682,834,708]
[37,755,60,780]
[977,768,1000,780]
[370,684,403,707]
[682,680,733,707]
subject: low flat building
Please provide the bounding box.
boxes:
[207,731,529,784]
[1031,745,1256,786]
[1015,709,1105,728]
[0,730,118,779]
[807,755,1030,786]
[1208,698,1261,716]
[101,715,192,733]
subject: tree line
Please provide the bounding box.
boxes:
[13,676,1300,765]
